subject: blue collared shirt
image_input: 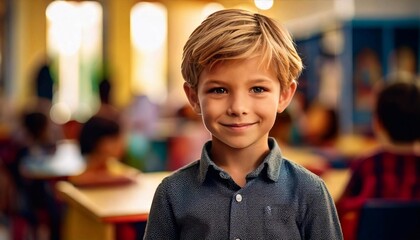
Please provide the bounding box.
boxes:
[144,138,343,239]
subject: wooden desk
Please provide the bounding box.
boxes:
[57,171,170,240]
[321,169,351,202]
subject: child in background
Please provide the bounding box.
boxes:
[69,115,137,187]
[17,111,60,240]
[144,9,342,239]
[337,78,420,240]
[69,115,144,239]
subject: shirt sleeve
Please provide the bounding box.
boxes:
[143,179,179,240]
[301,179,344,240]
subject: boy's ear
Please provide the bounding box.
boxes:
[183,82,201,114]
[277,81,297,113]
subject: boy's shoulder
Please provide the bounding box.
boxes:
[279,158,333,205]
[160,160,201,186]
[351,149,420,170]
[280,157,325,188]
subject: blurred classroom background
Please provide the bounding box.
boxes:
[0,0,419,240]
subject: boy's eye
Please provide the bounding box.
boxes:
[251,87,266,93]
[209,88,227,94]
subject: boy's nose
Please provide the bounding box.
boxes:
[227,93,248,116]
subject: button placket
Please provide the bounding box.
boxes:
[230,191,246,240]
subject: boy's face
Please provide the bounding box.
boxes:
[97,134,125,159]
[184,57,296,150]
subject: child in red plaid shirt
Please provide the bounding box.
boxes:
[337,77,420,240]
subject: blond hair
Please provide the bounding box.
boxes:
[181,9,303,91]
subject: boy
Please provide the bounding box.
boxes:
[337,78,420,239]
[69,115,136,187]
[144,9,342,239]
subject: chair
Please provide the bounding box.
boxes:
[357,200,420,240]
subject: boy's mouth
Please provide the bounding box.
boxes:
[220,122,257,130]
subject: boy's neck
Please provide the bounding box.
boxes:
[210,137,270,187]
[382,140,420,155]
[375,124,419,155]
[86,153,111,170]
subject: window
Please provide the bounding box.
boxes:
[46,1,103,123]
[131,2,167,104]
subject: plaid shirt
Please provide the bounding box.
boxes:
[338,150,420,212]
[144,138,343,240]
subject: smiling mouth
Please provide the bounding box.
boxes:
[221,122,256,128]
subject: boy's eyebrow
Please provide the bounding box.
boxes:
[249,78,276,84]
[201,79,225,86]
[202,78,276,86]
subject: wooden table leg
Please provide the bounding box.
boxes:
[62,204,115,240]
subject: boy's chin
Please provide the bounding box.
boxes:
[212,135,268,150]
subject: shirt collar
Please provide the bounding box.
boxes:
[197,137,283,184]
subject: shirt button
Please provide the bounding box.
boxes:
[235,194,243,202]
[219,172,228,179]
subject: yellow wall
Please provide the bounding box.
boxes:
[13,0,50,109]
[106,0,137,107]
